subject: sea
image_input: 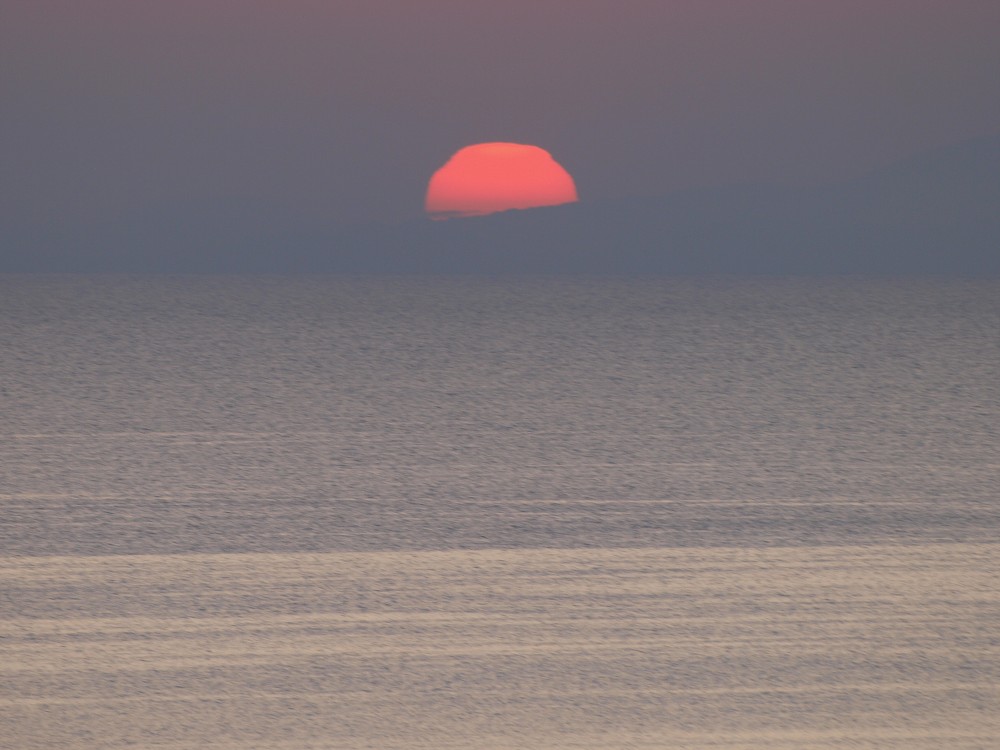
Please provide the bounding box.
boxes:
[2,275,998,749]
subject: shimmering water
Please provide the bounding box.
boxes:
[2,276,998,749]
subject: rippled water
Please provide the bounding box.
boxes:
[2,276,998,749]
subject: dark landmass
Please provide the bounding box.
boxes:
[5,133,999,275]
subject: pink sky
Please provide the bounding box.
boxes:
[3,1,999,224]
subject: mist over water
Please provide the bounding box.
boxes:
[2,276,998,748]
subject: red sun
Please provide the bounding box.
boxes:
[425,142,578,219]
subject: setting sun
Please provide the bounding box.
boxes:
[425,142,578,219]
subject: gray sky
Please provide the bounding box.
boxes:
[3,0,999,235]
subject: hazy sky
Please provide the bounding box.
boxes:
[4,0,999,232]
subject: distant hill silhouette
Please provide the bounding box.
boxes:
[5,133,999,275]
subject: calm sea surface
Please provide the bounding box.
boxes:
[2,276,998,749]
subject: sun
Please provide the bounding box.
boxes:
[425,142,578,219]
